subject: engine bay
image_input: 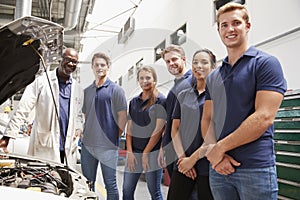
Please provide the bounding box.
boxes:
[0,153,97,199]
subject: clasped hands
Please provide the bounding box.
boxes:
[178,143,240,177]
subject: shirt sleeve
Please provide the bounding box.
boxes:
[256,55,287,94]
[112,85,127,112]
[172,98,181,120]
[4,78,39,138]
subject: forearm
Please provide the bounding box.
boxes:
[203,120,216,144]
[218,111,271,153]
[143,125,164,154]
[144,134,162,154]
[189,141,212,163]
[201,100,214,142]
[126,121,133,153]
[189,146,203,164]
[117,110,127,136]
[126,133,133,153]
[171,130,185,158]
[218,90,284,153]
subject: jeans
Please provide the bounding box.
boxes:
[209,165,278,200]
[122,151,163,200]
[81,144,98,181]
[82,144,119,200]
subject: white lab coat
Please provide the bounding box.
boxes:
[5,69,84,168]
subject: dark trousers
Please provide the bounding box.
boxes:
[167,170,213,200]
[164,145,176,179]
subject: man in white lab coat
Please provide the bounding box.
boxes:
[0,48,83,169]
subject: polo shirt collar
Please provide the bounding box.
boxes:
[223,46,257,65]
[183,69,192,79]
[101,78,111,87]
[137,92,161,103]
[93,78,111,88]
[243,46,258,57]
[137,92,144,101]
[174,69,192,84]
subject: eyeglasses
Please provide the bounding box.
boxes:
[63,57,78,65]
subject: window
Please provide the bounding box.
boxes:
[118,28,126,44]
[118,76,122,86]
[136,58,143,72]
[128,66,134,80]
[170,24,186,45]
[154,40,165,62]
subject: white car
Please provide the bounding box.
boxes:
[0,16,97,200]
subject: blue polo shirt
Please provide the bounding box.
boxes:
[206,46,287,168]
[172,85,209,175]
[128,92,167,152]
[162,69,192,147]
[82,78,127,149]
[57,69,72,151]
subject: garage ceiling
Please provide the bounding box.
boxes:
[0,0,95,51]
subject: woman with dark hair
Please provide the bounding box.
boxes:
[167,49,216,200]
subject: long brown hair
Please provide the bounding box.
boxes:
[137,66,159,110]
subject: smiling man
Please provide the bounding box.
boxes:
[203,3,287,200]
[79,52,127,199]
[0,47,84,169]
[159,45,193,182]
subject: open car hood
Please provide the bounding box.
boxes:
[0,16,64,105]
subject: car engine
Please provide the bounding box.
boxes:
[0,153,97,199]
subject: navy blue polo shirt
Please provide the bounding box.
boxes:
[57,69,72,151]
[172,85,209,175]
[128,92,167,152]
[82,78,127,149]
[162,69,192,147]
[206,46,287,168]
